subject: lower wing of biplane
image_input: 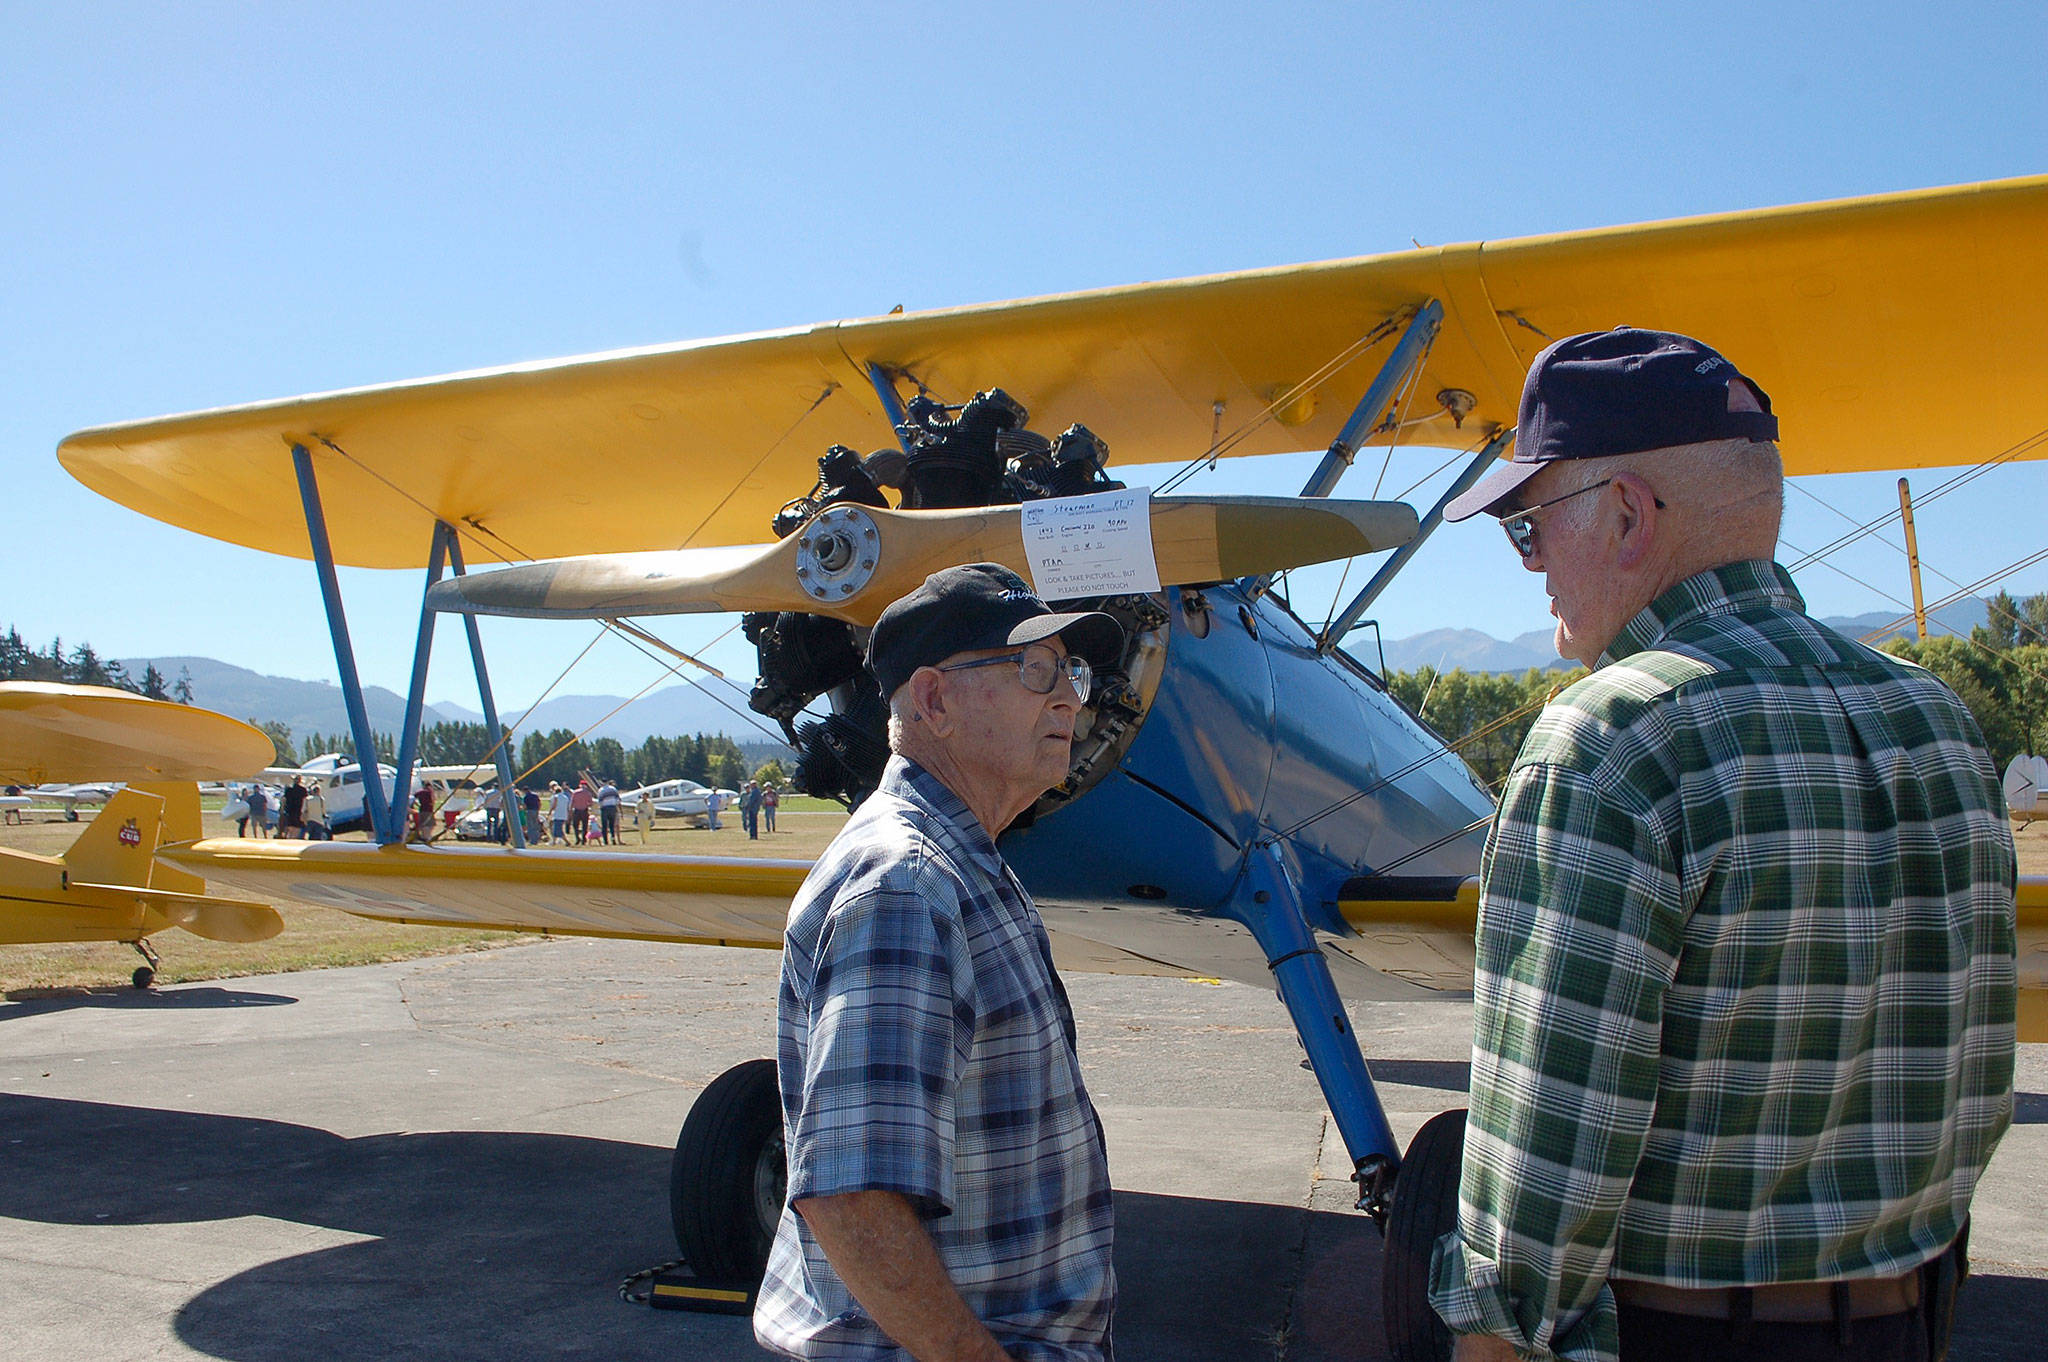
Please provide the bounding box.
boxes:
[152,838,2048,1043]
[156,837,1496,990]
[0,682,282,985]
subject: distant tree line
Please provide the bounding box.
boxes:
[1385,665,1585,790]
[1876,586,2048,770]
[1390,587,2048,793]
[0,626,194,703]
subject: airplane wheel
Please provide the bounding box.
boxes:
[66,809,79,822]
[131,966,155,990]
[1381,1108,1467,1362]
[671,1058,784,1282]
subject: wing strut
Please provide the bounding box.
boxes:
[1297,300,1444,500]
[389,521,452,843]
[290,441,524,846]
[1230,845,1401,1219]
[292,442,399,842]
[447,531,527,848]
[865,365,915,455]
[1241,300,1445,600]
[1318,425,1515,652]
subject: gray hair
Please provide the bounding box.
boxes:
[1550,438,1783,538]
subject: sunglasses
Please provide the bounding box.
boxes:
[936,642,1092,698]
[1498,478,1664,558]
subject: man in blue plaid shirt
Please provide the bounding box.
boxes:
[756,564,1124,1361]
[1431,329,2016,1362]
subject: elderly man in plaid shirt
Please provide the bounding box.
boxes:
[755,563,1125,1362]
[1431,329,2016,1362]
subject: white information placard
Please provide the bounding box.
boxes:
[1020,486,1160,600]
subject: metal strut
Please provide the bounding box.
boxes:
[389,521,453,843]
[291,442,398,843]
[1297,300,1444,500]
[445,531,525,848]
[1318,425,1515,652]
[1241,301,1444,601]
[1228,845,1401,1218]
[866,365,915,456]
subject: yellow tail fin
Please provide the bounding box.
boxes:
[63,788,165,886]
[128,780,208,894]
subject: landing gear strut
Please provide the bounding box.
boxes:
[669,1059,786,1284]
[130,938,161,990]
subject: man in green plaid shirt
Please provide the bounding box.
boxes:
[1430,329,2017,1362]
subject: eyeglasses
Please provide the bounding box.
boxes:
[936,642,1093,698]
[1497,478,1664,558]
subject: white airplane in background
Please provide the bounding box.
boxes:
[25,782,120,821]
[622,777,741,824]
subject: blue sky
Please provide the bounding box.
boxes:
[6,3,2045,734]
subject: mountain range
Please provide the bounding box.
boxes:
[120,655,775,749]
[123,597,1992,744]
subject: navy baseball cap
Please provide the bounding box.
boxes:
[867,563,1125,699]
[1443,327,1778,522]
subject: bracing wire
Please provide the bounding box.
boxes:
[1154,315,1405,495]
[312,436,785,751]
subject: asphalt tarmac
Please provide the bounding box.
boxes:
[3,937,2043,1361]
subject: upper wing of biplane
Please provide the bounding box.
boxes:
[57,175,2048,568]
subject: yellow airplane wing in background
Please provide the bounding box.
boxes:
[57,174,2048,568]
[0,682,277,785]
[0,686,283,964]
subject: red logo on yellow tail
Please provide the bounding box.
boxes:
[117,818,142,847]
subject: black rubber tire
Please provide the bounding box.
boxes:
[670,1058,785,1282]
[131,966,155,990]
[1382,1107,1469,1362]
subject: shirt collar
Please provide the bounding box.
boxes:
[1601,560,1805,666]
[880,754,1005,869]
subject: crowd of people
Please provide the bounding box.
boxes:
[231,775,327,839]
[468,771,789,846]
[224,770,789,846]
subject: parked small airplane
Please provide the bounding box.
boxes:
[21,782,118,821]
[56,173,2048,1354]
[624,777,742,824]
[0,682,282,986]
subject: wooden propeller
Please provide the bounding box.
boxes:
[427,495,1418,625]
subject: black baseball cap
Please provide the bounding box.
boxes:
[1443,327,1778,522]
[867,563,1125,698]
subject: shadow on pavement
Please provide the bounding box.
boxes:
[0,986,297,1017]
[1363,1059,1470,1094]
[0,1093,1386,1361]
[10,1092,2035,1361]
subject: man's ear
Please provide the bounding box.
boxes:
[905,667,953,738]
[1612,471,1661,570]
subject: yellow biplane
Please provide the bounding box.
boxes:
[55,173,2048,1345]
[0,682,282,987]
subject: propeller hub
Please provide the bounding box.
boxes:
[794,504,881,604]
